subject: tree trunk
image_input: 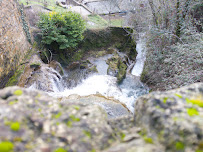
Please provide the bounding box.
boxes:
[148,0,158,26]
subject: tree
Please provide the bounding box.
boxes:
[38,10,86,52]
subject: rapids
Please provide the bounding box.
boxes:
[29,34,148,113]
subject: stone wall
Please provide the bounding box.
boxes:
[0,0,31,88]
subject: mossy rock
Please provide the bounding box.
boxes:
[106,54,127,83]
[117,60,127,83]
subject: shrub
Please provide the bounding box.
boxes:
[38,10,86,51]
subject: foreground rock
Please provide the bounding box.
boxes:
[62,94,131,119]
[0,83,202,151]
[135,83,203,152]
[0,86,162,152]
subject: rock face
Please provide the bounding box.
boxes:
[134,83,203,152]
[0,86,162,152]
[106,53,127,83]
[63,60,97,88]
[0,83,202,152]
[62,94,131,119]
[0,0,31,88]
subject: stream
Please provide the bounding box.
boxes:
[29,34,148,113]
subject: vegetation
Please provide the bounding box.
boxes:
[10,122,21,131]
[54,147,67,152]
[38,10,86,52]
[0,141,14,152]
[14,90,23,96]
[127,0,202,90]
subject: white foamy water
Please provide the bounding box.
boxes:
[49,74,148,113]
[29,35,148,113]
[131,34,146,76]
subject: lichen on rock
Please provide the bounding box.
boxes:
[134,82,203,151]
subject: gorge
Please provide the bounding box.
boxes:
[0,0,203,151]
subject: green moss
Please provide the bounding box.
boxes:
[36,93,41,98]
[73,105,80,110]
[186,97,203,107]
[14,90,23,96]
[175,141,185,150]
[53,112,62,119]
[89,149,96,152]
[0,141,14,152]
[10,122,20,131]
[187,108,199,116]
[70,115,80,122]
[66,121,72,127]
[6,65,25,87]
[13,137,22,142]
[30,62,41,68]
[175,93,182,98]
[196,150,203,152]
[119,132,126,141]
[9,100,18,105]
[83,130,91,138]
[143,137,153,144]
[117,60,127,83]
[54,147,67,152]
[71,50,84,62]
[163,97,168,104]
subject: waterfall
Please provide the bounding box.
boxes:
[48,46,148,113]
[131,33,146,76]
[28,35,148,113]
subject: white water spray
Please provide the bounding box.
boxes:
[131,33,146,76]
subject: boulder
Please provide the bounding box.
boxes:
[62,94,131,119]
[0,86,162,152]
[49,60,64,75]
[106,53,127,83]
[0,86,113,152]
[134,83,203,152]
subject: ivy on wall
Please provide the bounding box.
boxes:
[18,4,32,43]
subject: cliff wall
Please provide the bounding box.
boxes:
[0,0,31,88]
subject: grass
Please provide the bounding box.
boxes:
[87,15,124,29]
[87,14,108,29]
[19,0,123,29]
[109,18,123,27]
[19,0,65,12]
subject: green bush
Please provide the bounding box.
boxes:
[38,10,86,51]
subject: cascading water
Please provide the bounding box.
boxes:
[131,33,146,76]
[48,37,148,113]
[29,34,148,114]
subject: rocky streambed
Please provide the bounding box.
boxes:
[2,27,203,152]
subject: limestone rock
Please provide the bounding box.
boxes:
[0,86,113,152]
[106,53,127,83]
[62,94,131,119]
[134,82,203,151]
[0,86,162,152]
[63,60,97,88]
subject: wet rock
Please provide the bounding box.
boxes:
[66,61,80,70]
[49,60,64,75]
[63,60,97,88]
[106,53,127,83]
[134,82,203,151]
[18,55,64,92]
[63,94,131,119]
